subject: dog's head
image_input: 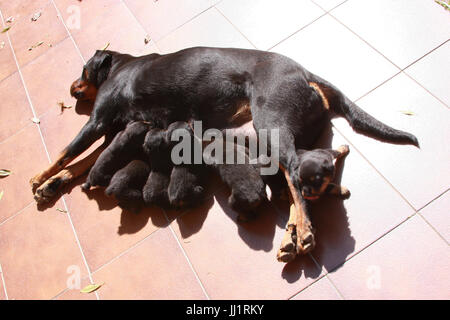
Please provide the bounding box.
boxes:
[70,50,114,101]
[296,149,335,201]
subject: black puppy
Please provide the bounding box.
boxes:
[81,121,149,191]
[141,127,172,208]
[105,160,150,213]
[204,141,267,222]
[142,121,205,209]
[294,145,351,201]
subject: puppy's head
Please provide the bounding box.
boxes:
[143,129,168,156]
[297,150,335,201]
[70,50,114,101]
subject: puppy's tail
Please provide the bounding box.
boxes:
[308,74,419,148]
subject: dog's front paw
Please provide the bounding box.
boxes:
[339,186,351,199]
[30,173,47,193]
[34,177,64,204]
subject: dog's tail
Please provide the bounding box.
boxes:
[308,74,419,147]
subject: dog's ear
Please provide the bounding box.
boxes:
[93,50,113,86]
[95,50,112,69]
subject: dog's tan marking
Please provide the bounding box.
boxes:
[229,101,252,125]
[279,164,315,254]
[309,81,330,110]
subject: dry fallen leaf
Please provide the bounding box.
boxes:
[56,208,67,213]
[6,16,14,23]
[399,110,416,116]
[31,117,40,124]
[58,101,73,113]
[1,26,11,33]
[0,190,3,201]
[0,169,12,177]
[80,282,104,293]
[28,41,44,51]
[31,12,42,22]
[144,35,151,44]
[101,42,110,51]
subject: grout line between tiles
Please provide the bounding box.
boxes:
[0,263,9,300]
[162,209,211,300]
[90,227,164,275]
[268,12,327,52]
[308,254,345,300]
[332,125,418,212]
[286,273,328,300]
[0,201,34,227]
[50,0,86,64]
[415,188,450,245]
[214,6,258,49]
[309,0,349,13]
[326,12,402,71]
[0,8,99,301]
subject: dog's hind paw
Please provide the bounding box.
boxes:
[277,226,297,263]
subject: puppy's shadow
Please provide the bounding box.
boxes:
[117,206,169,235]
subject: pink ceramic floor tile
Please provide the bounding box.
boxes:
[54,277,97,300]
[66,1,148,60]
[124,0,218,41]
[63,182,168,272]
[272,14,398,101]
[5,0,68,67]
[217,0,323,50]
[20,37,83,117]
[0,202,90,300]
[170,187,323,300]
[0,274,6,300]
[156,7,254,54]
[0,124,49,223]
[405,41,450,107]
[332,72,450,210]
[92,228,206,300]
[419,190,450,243]
[331,0,450,69]
[291,276,342,300]
[0,72,33,143]
[0,31,17,83]
[329,215,450,299]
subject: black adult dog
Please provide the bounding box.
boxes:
[30,47,418,257]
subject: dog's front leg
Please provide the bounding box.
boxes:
[33,143,106,204]
[30,118,106,199]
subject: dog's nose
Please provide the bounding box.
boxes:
[72,90,84,100]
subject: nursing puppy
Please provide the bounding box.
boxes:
[105,160,150,213]
[142,121,205,209]
[81,121,149,191]
[204,141,267,222]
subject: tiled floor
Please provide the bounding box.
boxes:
[0,0,448,300]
